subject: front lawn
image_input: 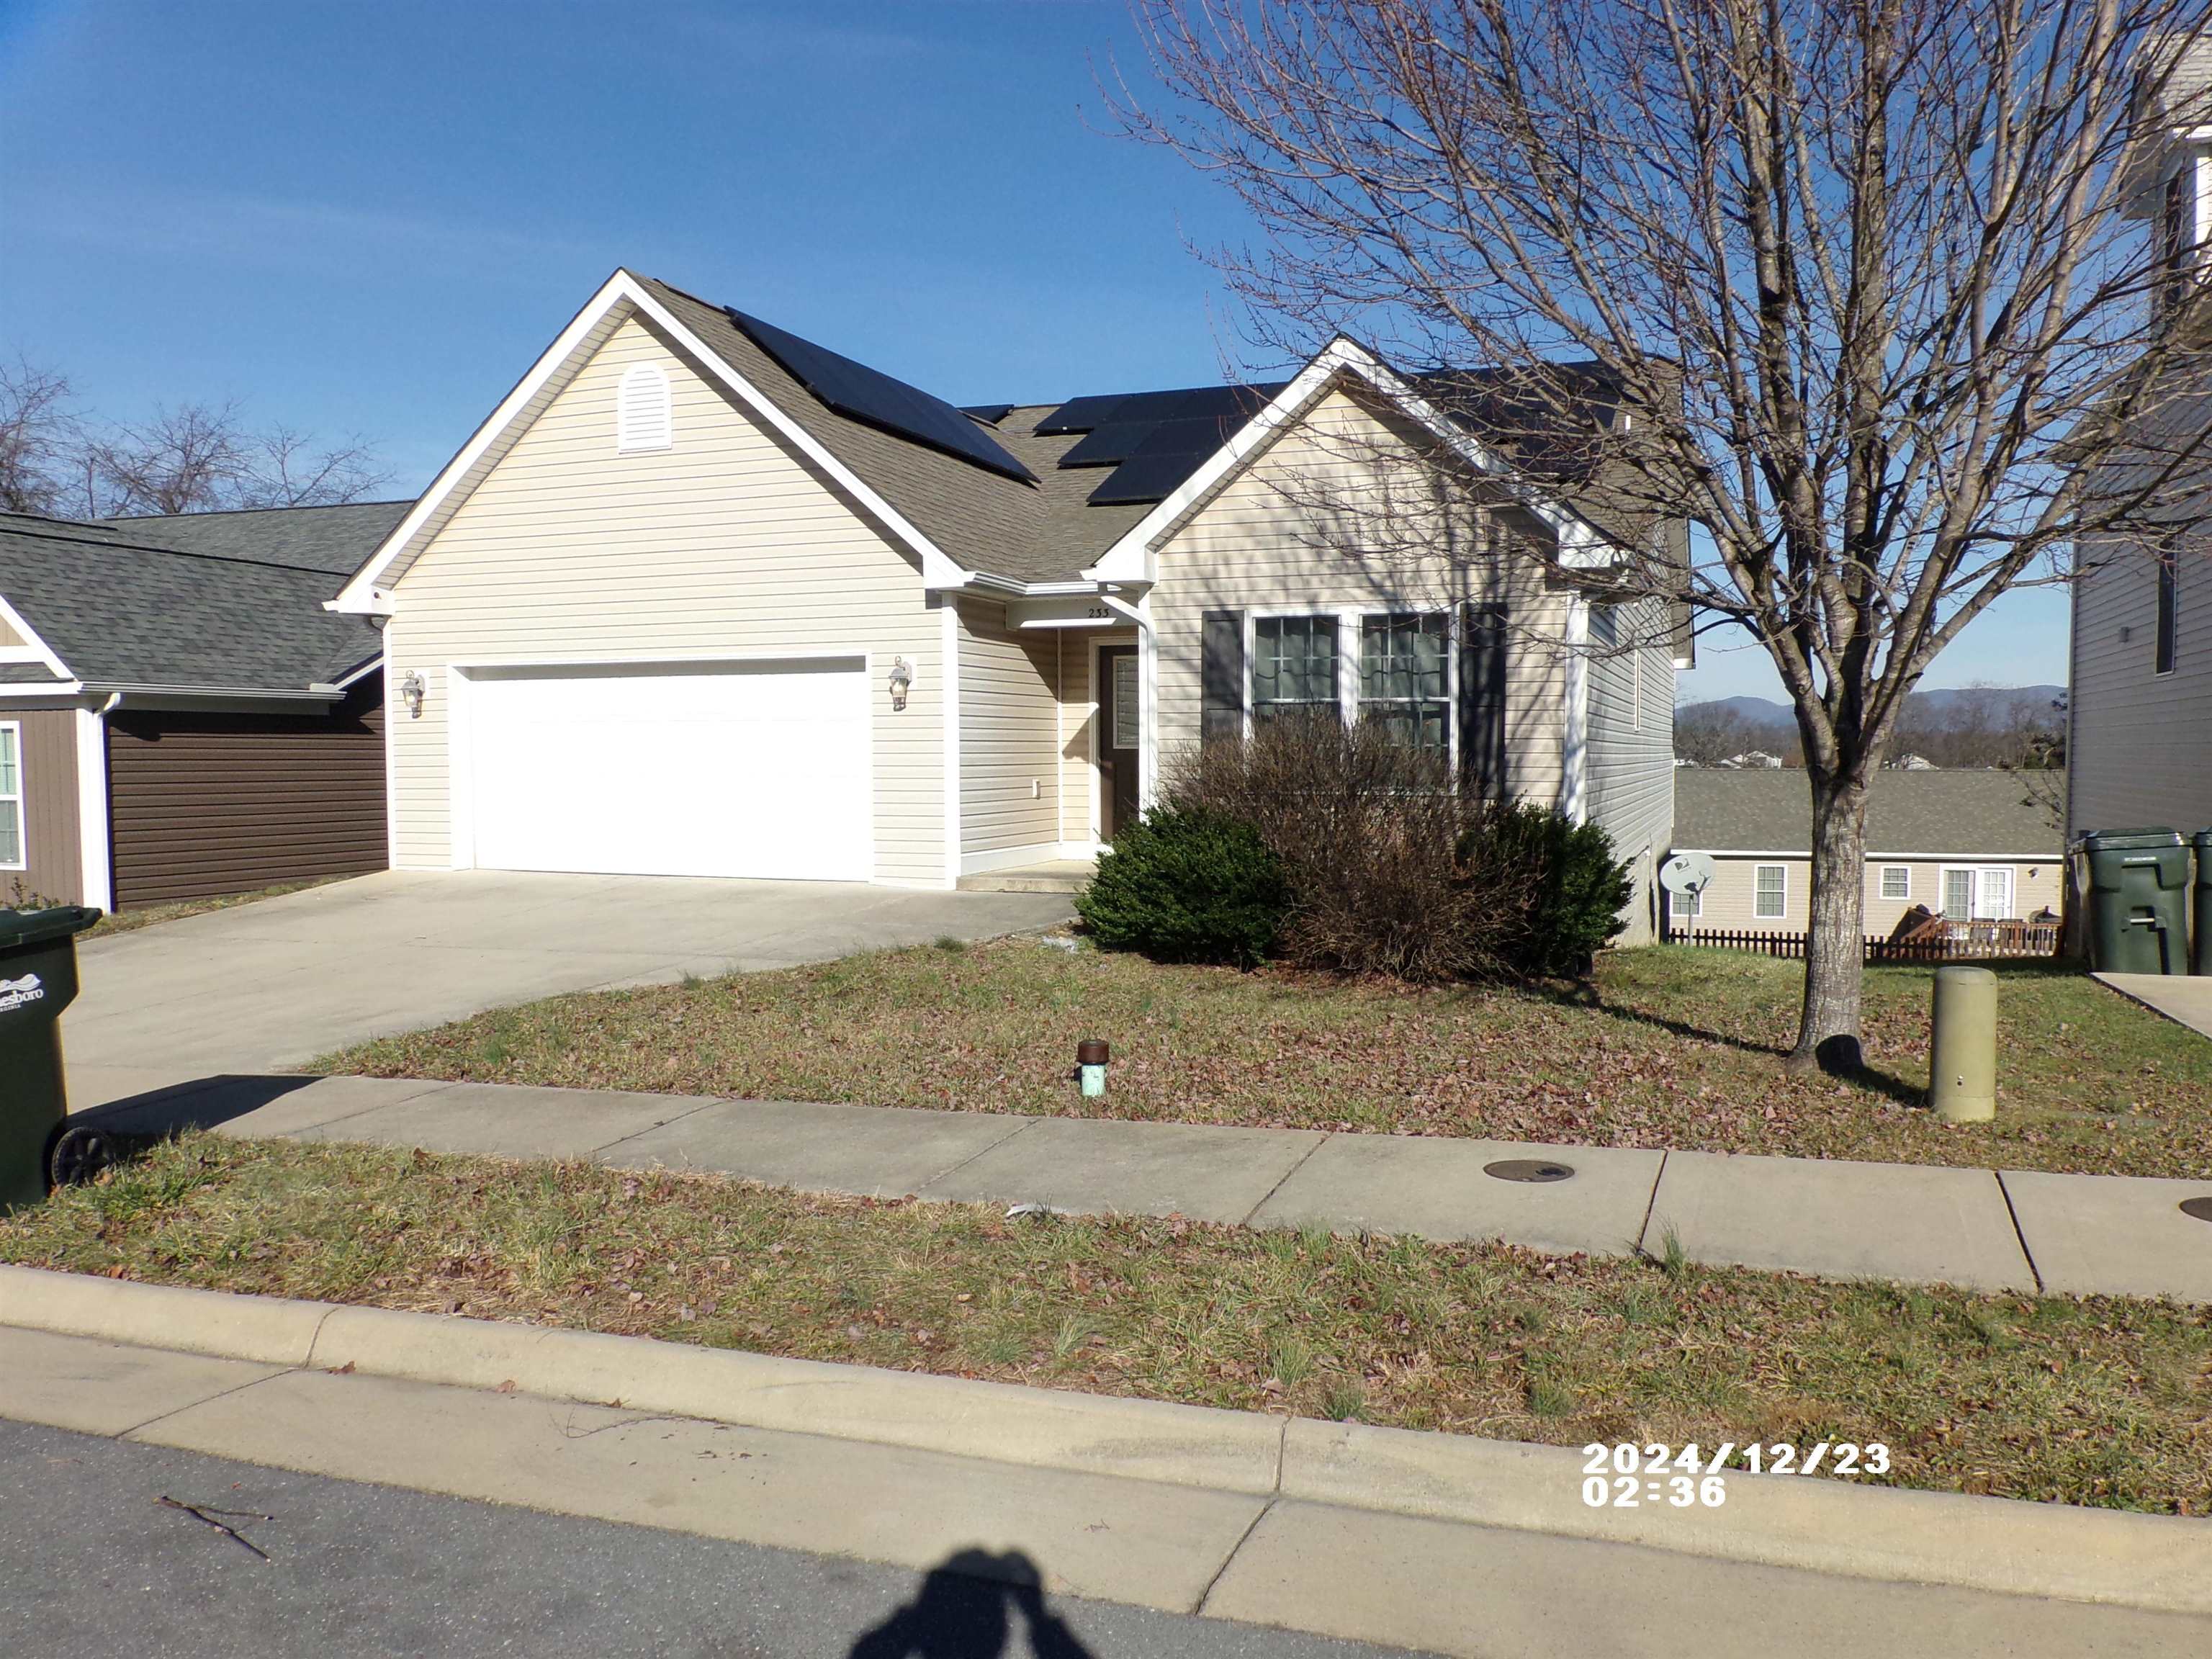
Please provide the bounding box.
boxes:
[325,940,2212,1179]
[3,1136,2204,1514]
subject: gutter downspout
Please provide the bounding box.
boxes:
[76,692,120,912]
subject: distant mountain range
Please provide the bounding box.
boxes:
[1680,685,2064,729]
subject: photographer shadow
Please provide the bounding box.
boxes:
[850,1549,1095,1659]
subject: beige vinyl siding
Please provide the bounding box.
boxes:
[2,707,81,907]
[1679,854,2064,934]
[1151,387,1573,801]
[2068,518,2212,840]
[1586,597,1677,943]
[956,598,1062,860]
[0,615,24,648]
[382,315,947,885]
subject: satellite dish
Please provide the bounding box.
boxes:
[1660,851,1716,895]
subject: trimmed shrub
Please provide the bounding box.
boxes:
[1471,802,1633,976]
[1075,806,1290,967]
[1166,720,1631,982]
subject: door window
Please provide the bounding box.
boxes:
[1112,654,1140,752]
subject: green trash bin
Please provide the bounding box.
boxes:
[2081,830,2188,975]
[0,905,102,1209]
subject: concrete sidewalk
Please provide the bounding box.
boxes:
[76,1073,2212,1305]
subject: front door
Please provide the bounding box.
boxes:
[1098,643,1139,841]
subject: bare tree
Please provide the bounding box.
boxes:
[0,358,78,514]
[73,400,390,517]
[1122,1,2212,1072]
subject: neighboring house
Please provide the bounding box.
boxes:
[1719,750,1784,769]
[331,270,1688,935]
[2069,35,2212,843]
[1887,752,1938,770]
[1668,770,2064,935]
[0,503,403,910]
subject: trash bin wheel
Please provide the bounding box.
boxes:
[45,1124,114,1190]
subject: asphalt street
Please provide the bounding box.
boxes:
[0,1419,1424,1659]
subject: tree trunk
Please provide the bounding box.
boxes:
[1788,768,1871,1075]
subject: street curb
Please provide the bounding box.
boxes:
[4,1264,2208,1615]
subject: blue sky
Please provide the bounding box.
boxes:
[0,0,2069,705]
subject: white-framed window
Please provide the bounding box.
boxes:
[1754,863,1788,920]
[1669,884,1701,922]
[1941,865,2018,922]
[616,362,673,453]
[1357,612,1451,753]
[0,722,23,871]
[1880,865,1911,901]
[1251,615,1340,725]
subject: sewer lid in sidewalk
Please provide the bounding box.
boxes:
[1484,1158,1575,1184]
[2181,1197,2212,1224]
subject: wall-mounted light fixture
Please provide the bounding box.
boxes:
[397,670,426,719]
[888,656,914,711]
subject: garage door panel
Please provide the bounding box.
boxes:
[465,660,868,881]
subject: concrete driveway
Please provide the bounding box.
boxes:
[61,871,1072,1110]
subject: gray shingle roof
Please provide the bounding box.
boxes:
[642,279,1641,586]
[0,507,396,693]
[1673,769,2064,856]
[93,500,412,577]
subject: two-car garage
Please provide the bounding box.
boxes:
[455,657,871,882]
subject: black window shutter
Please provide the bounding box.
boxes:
[1459,604,1508,800]
[1201,609,1246,743]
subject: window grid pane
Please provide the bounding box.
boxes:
[1881,866,1910,901]
[1943,869,1975,917]
[0,728,17,796]
[0,802,17,866]
[1358,613,1450,753]
[1253,616,1339,712]
[1755,866,1786,919]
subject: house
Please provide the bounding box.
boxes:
[1719,750,1784,769]
[1667,769,2064,935]
[0,502,403,910]
[330,270,1688,935]
[2068,35,2212,842]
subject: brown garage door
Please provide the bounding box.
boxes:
[107,675,387,909]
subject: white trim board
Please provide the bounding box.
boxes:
[0,719,24,873]
[74,706,112,910]
[0,593,72,680]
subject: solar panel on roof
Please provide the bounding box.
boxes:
[1056,421,1157,467]
[1034,394,1131,436]
[724,310,1037,483]
[1087,451,1218,505]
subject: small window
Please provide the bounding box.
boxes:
[617,363,673,453]
[0,723,22,870]
[1754,863,1787,920]
[1112,654,1140,751]
[1669,885,1701,922]
[2157,549,2178,675]
[1880,866,1911,901]
[1251,616,1339,724]
[1358,613,1450,753]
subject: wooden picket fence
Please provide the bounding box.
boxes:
[1673,920,2062,962]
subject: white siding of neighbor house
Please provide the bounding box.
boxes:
[2069,516,2212,842]
[382,314,948,885]
[1586,596,1677,943]
[956,598,1063,862]
[1676,855,2064,935]
[1150,386,1575,803]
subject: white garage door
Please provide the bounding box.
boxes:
[463,658,869,881]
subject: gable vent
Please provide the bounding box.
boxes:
[617,362,673,453]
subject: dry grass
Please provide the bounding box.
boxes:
[326,939,2212,1178]
[2,1134,2204,1514]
